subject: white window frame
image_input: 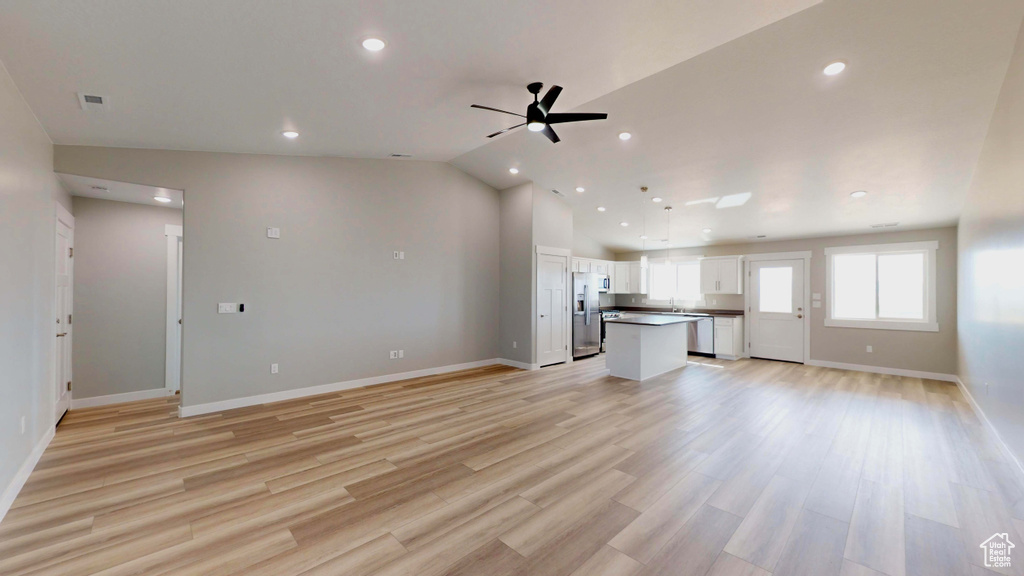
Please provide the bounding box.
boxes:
[824,241,938,332]
[644,256,703,306]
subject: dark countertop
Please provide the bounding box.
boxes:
[605,314,703,327]
[601,306,744,317]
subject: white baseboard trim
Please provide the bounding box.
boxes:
[805,359,957,382]
[71,387,176,409]
[0,426,55,524]
[954,376,1024,479]
[497,358,539,371]
[179,358,523,418]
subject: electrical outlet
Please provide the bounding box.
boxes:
[270,363,279,374]
[513,341,517,349]
[711,299,717,305]
[398,350,404,358]
[389,350,399,359]
[393,251,400,259]
[266,227,281,239]
[866,345,873,353]
[218,303,237,314]
[631,298,636,303]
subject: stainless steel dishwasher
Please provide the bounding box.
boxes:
[683,313,714,356]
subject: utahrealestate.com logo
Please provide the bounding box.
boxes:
[981,533,1015,569]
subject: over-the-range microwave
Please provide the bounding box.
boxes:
[598,276,610,292]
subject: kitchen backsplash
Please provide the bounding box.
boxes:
[612,293,744,311]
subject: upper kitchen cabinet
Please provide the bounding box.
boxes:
[700,256,744,295]
[612,261,646,294]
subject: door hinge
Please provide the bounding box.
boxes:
[68,314,72,325]
[68,247,73,258]
[66,381,71,391]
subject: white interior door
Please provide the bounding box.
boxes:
[54,206,74,421]
[537,254,567,367]
[749,259,805,362]
[165,226,183,392]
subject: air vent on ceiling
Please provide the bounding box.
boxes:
[77,92,108,111]
[388,153,412,158]
[870,222,899,229]
[90,186,108,191]
[748,235,768,239]
[551,189,566,198]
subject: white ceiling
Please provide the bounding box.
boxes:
[0,0,816,162]
[57,173,184,209]
[452,0,1024,250]
[1,0,1022,251]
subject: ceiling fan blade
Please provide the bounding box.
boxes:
[537,85,562,115]
[471,104,526,118]
[487,123,526,138]
[544,112,608,125]
[541,124,560,143]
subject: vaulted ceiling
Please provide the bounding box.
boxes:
[1,0,1021,250]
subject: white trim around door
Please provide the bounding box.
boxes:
[536,243,577,364]
[744,251,811,363]
[165,225,183,393]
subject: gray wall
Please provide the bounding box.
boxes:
[71,197,182,399]
[54,147,499,409]
[615,226,958,375]
[958,21,1024,462]
[498,183,534,364]
[573,232,616,261]
[0,59,68,510]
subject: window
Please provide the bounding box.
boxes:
[825,241,938,331]
[647,259,702,304]
[758,267,793,313]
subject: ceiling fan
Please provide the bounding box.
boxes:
[471,82,608,143]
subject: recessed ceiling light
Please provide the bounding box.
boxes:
[620,222,629,227]
[618,132,632,141]
[823,61,846,76]
[508,167,519,174]
[154,196,172,203]
[639,235,648,240]
[576,187,585,193]
[362,38,386,51]
[651,197,662,203]
[282,130,299,139]
[702,228,712,234]
[597,206,606,212]
[850,190,867,198]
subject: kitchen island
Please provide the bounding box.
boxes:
[604,314,702,381]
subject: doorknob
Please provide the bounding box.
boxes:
[796,314,803,319]
[540,314,546,318]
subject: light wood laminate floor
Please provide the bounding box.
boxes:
[2,356,1022,576]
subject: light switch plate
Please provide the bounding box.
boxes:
[398,350,404,358]
[267,227,281,239]
[270,363,279,374]
[812,301,821,308]
[218,303,236,313]
[812,292,821,300]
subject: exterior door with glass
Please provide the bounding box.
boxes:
[749,259,805,362]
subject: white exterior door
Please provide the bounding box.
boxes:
[749,259,805,362]
[55,206,74,421]
[537,254,567,367]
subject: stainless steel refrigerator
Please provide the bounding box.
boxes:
[573,272,602,359]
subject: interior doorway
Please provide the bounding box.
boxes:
[746,253,811,363]
[165,225,183,392]
[54,203,74,422]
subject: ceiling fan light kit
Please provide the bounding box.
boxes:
[472,82,608,143]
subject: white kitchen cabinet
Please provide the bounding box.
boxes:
[591,260,609,275]
[629,262,647,295]
[713,316,744,360]
[700,256,744,295]
[613,262,631,293]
